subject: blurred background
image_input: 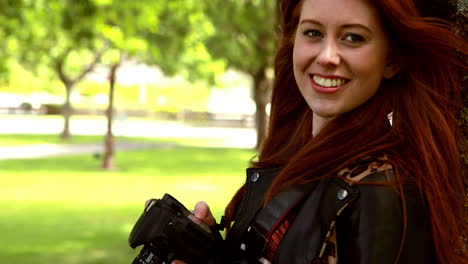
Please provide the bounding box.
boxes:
[0,1,274,263]
[0,0,466,263]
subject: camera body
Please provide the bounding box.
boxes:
[128,194,222,264]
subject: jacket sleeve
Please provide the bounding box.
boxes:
[336,171,437,264]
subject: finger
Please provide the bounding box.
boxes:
[193,201,216,226]
[187,214,202,225]
[144,199,151,208]
[171,261,187,264]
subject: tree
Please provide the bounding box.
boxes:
[451,0,468,221]
[1,0,222,169]
[203,0,278,149]
[0,0,26,79]
[91,0,223,169]
[415,0,468,241]
[102,58,120,170]
[89,0,156,170]
[12,0,107,139]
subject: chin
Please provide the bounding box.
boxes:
[312,109,340,118]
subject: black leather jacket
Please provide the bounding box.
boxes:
[222,167,437,264]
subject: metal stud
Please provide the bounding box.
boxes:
[250,172,260,182]
[337,189,349,200]
[240,243,246,251]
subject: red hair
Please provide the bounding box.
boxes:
[225,0,467,262]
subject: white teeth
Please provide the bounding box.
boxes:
[313,75,346,87]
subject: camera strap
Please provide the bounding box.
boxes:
[239,180,319,261]
[212,215,227,232]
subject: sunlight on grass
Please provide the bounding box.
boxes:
[0,133,235,148]
[0,171,243,210]
[0,144,254,264]
[0,134,103,146]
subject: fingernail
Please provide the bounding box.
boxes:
[194,202,204,218]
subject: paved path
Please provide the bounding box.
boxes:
[0,142,169,160]
[0,116,257,146]
[0,116,257,159]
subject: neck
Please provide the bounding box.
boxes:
[312,114,334,137]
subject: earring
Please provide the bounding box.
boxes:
[387,111,393,127]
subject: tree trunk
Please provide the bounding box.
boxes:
[60,82,73,139]
[252,67,270,149]
[55,48,106,140]
[460,45,468,220]
[102,62,119,170]
[449,0,468,221]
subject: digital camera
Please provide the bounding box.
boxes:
[128,194,222,264]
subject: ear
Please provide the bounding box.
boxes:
[383,50,401,79]
[383,62,400,79]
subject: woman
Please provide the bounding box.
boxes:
[173,0,468,263]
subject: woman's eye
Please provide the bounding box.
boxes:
[343,33,365,43]
[304,29,322,38]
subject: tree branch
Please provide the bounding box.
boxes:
[54,48,73,87]
[71,45,108,84]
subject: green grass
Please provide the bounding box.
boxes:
[0,134,103,146]
[0,133,230,148]
[0,136,255,264]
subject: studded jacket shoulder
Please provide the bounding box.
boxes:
[222,158,437,264]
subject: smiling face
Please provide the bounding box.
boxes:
[292,0,398,134]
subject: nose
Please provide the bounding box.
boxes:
[316,39,340,67]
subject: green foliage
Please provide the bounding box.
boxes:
[200,0,278,147]
[203,0,277,74]
[76,80,211,112]
[0,0,24,78]
[137,0,225,82]
[1,0,231,97]
[4,0,106,83]
[0,60,62,94]
[61,0,98,42]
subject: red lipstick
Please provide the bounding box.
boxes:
[310,74,349,94]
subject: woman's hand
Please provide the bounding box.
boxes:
[144,200,216,227]
[188,201,216,227]
[145,200,216,264]
[172,201,216,264]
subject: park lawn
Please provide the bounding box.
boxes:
[0,144,254,264]
[0,134,104,146]
[0,133,231,148]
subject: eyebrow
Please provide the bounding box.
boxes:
[299,19,373,33]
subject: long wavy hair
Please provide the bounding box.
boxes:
[225,0,467,262]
